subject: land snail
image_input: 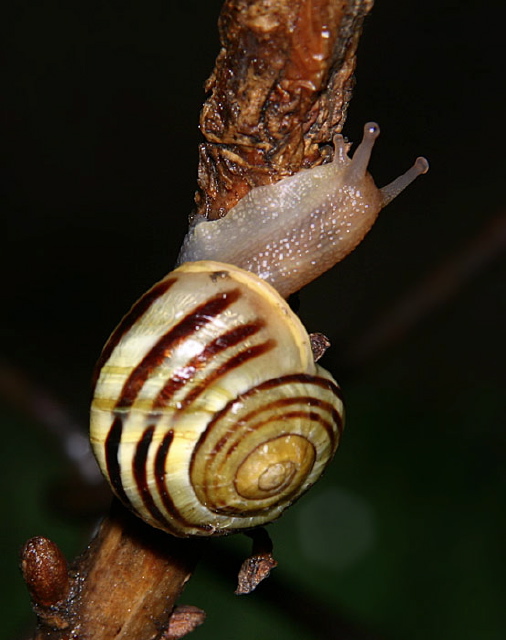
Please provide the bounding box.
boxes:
[90,123,428,537]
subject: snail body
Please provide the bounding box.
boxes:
[179,123,429,299]
[91,123,427,537]
[90,261,343,537]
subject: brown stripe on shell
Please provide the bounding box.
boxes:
[152,321,264,410]
[114,288,242,411]
[104,415,133,509]
[154,429,214,535]
[204,398,339,465]
[204,373,343,419]
[273,373,343,402]
[222,434,318,515]
[132,425,177,532]
[207,410,328,505]
[201,409,336,511]
[244,375,344,441]
[265,395,343,439]
[176,340,276,413]
[191,375,343,465]
[235,395,342,442]
[91,277,177,390]
[213,409,336,464]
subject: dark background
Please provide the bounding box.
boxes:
[1,1,505,638]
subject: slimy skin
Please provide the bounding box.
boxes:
[178,123,428,298]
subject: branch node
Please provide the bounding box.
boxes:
[20,536,71,630]
[236,528,278,595]
[309,332,332,361]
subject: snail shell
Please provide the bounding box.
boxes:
[90,261,344,537]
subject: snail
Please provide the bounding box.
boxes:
[90,123,428,537]
[179,123,429,298]
[90,261,343,537]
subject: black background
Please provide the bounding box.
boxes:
[1,1,505,638]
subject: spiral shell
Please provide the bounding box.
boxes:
[90,261,344,537]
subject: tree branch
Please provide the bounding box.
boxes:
[21,502,206,640]
[196,0,374,220]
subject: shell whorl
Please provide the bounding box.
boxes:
[90,261,344,537]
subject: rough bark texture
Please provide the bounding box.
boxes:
[21,501,205,640]
[74,503,205,640]
[196,0,374,220]
[21,1,374,638]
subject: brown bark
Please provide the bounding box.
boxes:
[21,0,374,638]
[196,0,374,220]
[235,528,278,595]
[21,502,205,640]
[75,503,205,640]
